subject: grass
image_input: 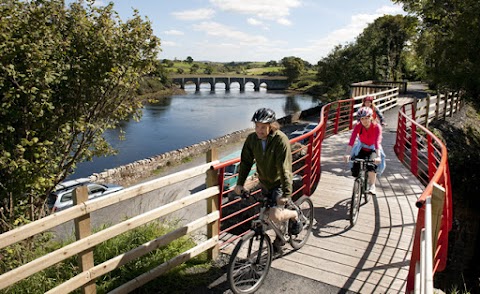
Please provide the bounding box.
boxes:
[1,220,212,293]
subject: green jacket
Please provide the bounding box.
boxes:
[237,130,293,197]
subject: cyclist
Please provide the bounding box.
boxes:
[361,96,386,126]
[344,107,385,195]
[234,107,302,255]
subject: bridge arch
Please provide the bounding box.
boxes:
[171,76,288,92]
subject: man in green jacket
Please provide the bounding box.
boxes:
[234,108,302,255]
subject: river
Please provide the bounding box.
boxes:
[71,84,321,178]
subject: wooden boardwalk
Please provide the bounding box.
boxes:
[270,105,423,293]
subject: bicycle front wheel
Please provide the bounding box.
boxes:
[290,196,314,250]
[350,178,362,227]
[227,231,272,294]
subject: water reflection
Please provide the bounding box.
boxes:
[71,87,321,178]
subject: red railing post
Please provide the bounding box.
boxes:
[304,136,313,196]
[333,103,341,134]
[348,100,355,130]
[395,108,406,162]
[427,135,436,181]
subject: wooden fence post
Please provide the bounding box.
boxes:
[450,92,455,117]
[443,92,448,120]
[425,94,431,128]
[206,149,219,260]
[73,186,96,294]
[435,90,440,120]
[431,183,446,261]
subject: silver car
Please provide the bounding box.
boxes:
[47,178,123,212]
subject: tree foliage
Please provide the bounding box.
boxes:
[394,0,480,99]
[0,0,160,231]
[316,14,417,98]
[281,56,305,83]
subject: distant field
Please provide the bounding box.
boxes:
[163,61,284,76]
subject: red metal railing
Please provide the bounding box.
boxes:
[212,88,400,247]
[395,102,453,293]
[211,97,361,247]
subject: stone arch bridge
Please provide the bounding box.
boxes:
[171,76,288,91]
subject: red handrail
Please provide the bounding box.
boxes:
[395,103,453,293]
[211,98,357,247]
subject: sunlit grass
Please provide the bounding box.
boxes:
[1,220,211,293]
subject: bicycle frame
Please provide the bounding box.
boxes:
[252,199,291,245]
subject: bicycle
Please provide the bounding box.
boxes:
[226,190,314,294]
[349,158,375,227]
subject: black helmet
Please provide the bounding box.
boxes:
[251,108,276,123]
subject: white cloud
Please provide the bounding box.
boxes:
[277,18,292,26]
[284,4,406,64]
[163,30,184,36]
[247,18,263,26]
[192,21,268,45]
[161,41,177,47]
[172,8,215,21]
[210,0,301,25]
[376,5,405,15]
[92,1,105,7]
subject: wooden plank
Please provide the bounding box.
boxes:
[284,127,421,292]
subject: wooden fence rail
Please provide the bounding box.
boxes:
[0,161,220,293]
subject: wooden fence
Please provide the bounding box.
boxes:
[0,160,221,293]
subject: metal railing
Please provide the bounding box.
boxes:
[213,87,400,248]
[395,90,461,293]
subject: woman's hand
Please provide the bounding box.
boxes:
[374,157,381,164]
[344,154,350,163]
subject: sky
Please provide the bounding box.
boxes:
[84,0,406,64]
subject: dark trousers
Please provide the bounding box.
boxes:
[351,149,377,177]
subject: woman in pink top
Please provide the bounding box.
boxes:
[343,107,383,194]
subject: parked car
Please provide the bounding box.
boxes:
[221,150,256,191]
[303,122,318,132]
[289,123,318,144]
[47,178,124,212]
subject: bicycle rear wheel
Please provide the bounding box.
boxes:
[289,196,314,250]
[227,231,272,294]
[350,178,362,227]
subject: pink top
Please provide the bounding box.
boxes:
[348,122,382,150]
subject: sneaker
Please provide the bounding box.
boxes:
[288,219,303,235]
[272,238,284,257]
[368,184,376,195]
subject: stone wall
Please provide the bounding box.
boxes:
[88,105,323,186]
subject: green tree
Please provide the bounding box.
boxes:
[0,0,160,231]
[190,63,199,74]
[265,60,278,67]
[281,56,305,83]
[395,0,480,99]
[204,65,214,75]
[356,15,418,80]
[185,56,194,63]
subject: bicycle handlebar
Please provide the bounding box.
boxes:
[351,158,375,163]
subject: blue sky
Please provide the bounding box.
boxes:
[86,0,405,64]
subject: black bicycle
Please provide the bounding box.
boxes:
[227,190,314,294]
[349,158,375,227]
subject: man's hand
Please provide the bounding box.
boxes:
[234,185,245,196]
[374,157,381,164]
